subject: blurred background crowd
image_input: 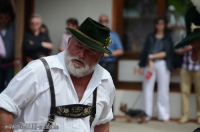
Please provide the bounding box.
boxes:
[0,0,199,125]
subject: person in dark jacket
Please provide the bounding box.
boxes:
[139,16,174,122]
[23,14,53,63]
[0,0,15,92]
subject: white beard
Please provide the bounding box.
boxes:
[64,49,97,78]
[191,0,200,14]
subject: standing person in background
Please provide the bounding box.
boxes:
[98,14,124,82]
[23,14,53,63]
[139,16,174,122]
[40,23,49,35]
[40,23,52,55]
[0,0,15,93]
[59,18,78,52]
[98,14,124,121]
[174,0,200,124]
[176,49,200,124]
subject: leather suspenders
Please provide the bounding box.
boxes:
[40,58,56,132]
[40,58,97,132]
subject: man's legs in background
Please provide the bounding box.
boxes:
[179,68,192,123]
[193,70,200,124]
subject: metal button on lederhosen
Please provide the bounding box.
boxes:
[40,58,97,132]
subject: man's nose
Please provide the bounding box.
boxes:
[78,49,85,58]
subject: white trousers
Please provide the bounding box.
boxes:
[142,60,170,120]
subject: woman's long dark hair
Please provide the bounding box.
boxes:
[154,16,169,34]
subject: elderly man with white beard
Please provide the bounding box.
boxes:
[0,17,115,132]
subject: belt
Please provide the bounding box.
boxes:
[1,61,14,68]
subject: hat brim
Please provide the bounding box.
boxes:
[175,31,200,49]
[66,28,112,56]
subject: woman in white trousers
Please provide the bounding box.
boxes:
[139,16,174,122]
[142,60,170,121]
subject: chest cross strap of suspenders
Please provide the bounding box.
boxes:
[40,58,97,132]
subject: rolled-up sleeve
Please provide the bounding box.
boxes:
[0,65,39,119]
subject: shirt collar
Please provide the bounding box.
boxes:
[50,51,70,77]
[51,50,109,80]
[50,51,110,103]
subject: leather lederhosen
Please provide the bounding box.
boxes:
[40,58,97,132]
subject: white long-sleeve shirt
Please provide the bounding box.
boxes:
[0,51,115,132]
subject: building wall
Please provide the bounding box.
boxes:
[35,0,112,54]
[115,90,197,119]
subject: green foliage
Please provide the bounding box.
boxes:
[167,0,193,14]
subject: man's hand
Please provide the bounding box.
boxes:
[104,53,109,57]
[175,45,192,55]
[42,42,53,50]
[94,122,109,132]
[112,49,124,57]
[0,108,14,132]
[183,45,192,52]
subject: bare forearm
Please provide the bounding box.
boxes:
[151,52,166,59]
[175,49,185,55]
[175,45,192,55]
[112,49,124,57]
[94,122,109,132]
[0,108,14,132]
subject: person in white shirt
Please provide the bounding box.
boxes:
[59,18,78,52]
[0,17,115,132]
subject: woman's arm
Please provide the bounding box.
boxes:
[94,122,109,132]
[149,51,166,60]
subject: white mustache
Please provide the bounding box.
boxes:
[71,56,87,66]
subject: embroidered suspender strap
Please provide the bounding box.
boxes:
[90,88,97,126]
[40,58,56,132]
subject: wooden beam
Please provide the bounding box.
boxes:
[112,0,124,39]
[14,0,25,74]
[157,0,166,15]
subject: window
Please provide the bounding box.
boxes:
[123,0,157,52]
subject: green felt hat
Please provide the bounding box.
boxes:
[175,6,200,49]
[66,17,112,55]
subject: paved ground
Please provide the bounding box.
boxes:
[110,119,199,132]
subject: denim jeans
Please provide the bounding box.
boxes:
[0,66,14,93]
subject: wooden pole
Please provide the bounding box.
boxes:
[157,0,166,15]
[14,0,25,74]
[112,0,124,39]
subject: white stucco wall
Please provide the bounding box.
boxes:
[35,0,112,54]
